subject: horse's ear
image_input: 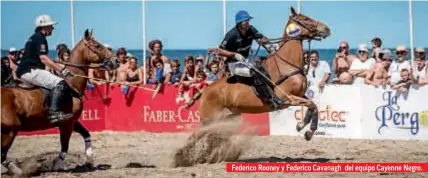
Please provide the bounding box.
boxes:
[90,29,94,39]
[290,7,297,16]
[84,29,90,41]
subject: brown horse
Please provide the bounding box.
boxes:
[1,29,120,175]
[197,7,331,140]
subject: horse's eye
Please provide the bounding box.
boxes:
[96,44,102,49]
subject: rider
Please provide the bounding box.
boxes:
[216,10,285,109]
[16,14,74,124]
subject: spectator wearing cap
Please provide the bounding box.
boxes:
[412,47,427,85]
[349,44,376,85]
[7,47,19,81]
[332,40,357,84]
[306,50,331,89]
[388,44,411,85]
[115,47,129,82]
[365,49,392,87]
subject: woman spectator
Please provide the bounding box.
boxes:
[126,57,144,85]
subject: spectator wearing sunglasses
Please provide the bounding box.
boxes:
[349,44,376,85]
[388,45,411,85]
[332,41,357,84]
[306,50,331,89]
[365,49,392,87]
[412,47,427,85]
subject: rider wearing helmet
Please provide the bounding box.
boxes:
[16,14,74,124]
[216,10,285,110]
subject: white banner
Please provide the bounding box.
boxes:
[360,85,428,140]
[270,85,362,139]
[270,84,428,141]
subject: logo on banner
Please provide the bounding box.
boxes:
[375,91,428,135]
[295,105,347,131]
[142,105,200,124]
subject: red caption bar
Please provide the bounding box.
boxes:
[226,163,428,173]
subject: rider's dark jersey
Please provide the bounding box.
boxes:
[16,31,49,78]
[219,25,264,63]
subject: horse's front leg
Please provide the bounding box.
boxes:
[52,119,75,171]
[73,121,94,168]
[280,95,319,141]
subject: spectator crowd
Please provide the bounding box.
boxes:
[2,37,427,107]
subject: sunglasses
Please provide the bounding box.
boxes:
[396,51,406,55]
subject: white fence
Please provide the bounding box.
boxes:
[269,84,428,141]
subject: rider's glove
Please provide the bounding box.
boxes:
[234,53,246,62]
[60,68,73,78]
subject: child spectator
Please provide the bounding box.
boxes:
[391,69,412,93]
[205,61,220,85]
[176,56,196,103]
[164,59,182,85]
[185,70,208,108]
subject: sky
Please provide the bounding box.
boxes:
[1,0,427,50]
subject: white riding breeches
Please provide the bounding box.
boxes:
[228,61,252,77]
[20,69,63,90]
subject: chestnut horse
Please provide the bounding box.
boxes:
[198,7,331,140]
[1,29,120,175]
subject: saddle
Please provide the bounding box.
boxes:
[6,81,77,113]
[226,55,275,97]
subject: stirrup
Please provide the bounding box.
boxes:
[48,111,73,123]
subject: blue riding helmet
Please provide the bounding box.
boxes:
[235,10,253,24]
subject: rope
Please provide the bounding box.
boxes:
[72,74,156,92]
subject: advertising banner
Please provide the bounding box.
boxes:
[270,85,362,139]
[360,85,428,140]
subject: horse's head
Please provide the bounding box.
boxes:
[78,29,120,70]
[284,7,331,41]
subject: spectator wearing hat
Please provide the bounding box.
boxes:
[388,44,411,85]
[349,44,376,85]
[412,47,427,86]
[7,47,19,81]
[365,49,392,87]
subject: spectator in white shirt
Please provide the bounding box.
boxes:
[411,48,427,85]
[349,44,376,85]
[388,44,411,85]
[307,50,331,89]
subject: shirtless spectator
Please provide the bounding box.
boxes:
[148,40,171,76]
[306,50,331,89]
[115,47,129,82]
[388,45,411,85]
[412,48,427,85]
[164,59,183,85]
[349,44,376,85]
[332,41,357,84]
[365,49,392,86]
[391,69,412,93]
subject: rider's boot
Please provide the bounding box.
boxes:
[48,80,73,123]
[251,69,285,110]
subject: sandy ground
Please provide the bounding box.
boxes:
[3,130,428,178]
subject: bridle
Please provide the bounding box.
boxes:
[254,14,325,85]
[57,39,117,71]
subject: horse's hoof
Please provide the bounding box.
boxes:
[296,122,305,132]
[85,157,95,170]
[51,157,64,172]
[304,131,314,141]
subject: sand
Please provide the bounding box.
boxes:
[2,129,428,178]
